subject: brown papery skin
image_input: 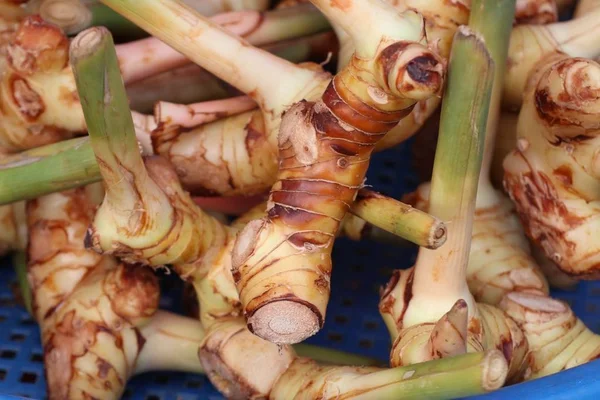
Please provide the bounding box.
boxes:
[26,188,160,400]
[0,16,84,153]
[503,56,600,278]
[231,38,444,344]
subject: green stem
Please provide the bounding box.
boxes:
[70,27,150,211]
[12,251,32,316]
[351,190,447,250]
[293,344,385,367]
[88,2,148,40]
[0,137,100,206]
[472,0,516,206]
[405,27,495,325]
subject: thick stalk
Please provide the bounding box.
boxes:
[100,0,329,115]
[0,137,101,205]
[270,350,507,399]
[155,96,257,128]
[404,28,494,326]
[115,5,332,85]
[503,55,600,278]
[476,0,518,208]
[230,0,444,343]
[71,27,230,268]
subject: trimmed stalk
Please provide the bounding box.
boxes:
[504,5,600,109]
[500,292,600,379]
[383,7,529,380]
[350,189,446,250]
[503,55,600,278]
[155,96,257,128]
[0,137,101,205]
[270,350,508,399]
[230,0,444,344]
[515,0,557,24]
[71,27,230,268]
[530,245,579,290]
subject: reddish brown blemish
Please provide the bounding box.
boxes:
[329,0,352,11]
[10,76,44,121]
[553,165,573,187]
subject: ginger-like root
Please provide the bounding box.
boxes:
[407,183,548,305]
[0,15,83,153]
[26,187,207,399]
[231,1,444,344]
[504,8,600,109]
[500,292,600,380]
[503,55,600,278]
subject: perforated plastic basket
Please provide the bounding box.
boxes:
[0,140,598,400]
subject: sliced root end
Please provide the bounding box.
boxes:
[428,223,447,249]
[249,301,320,344]
[482,350,509,391]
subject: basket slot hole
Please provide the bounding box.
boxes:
[341,298,353,307]
[186,379,203,389]
[10,333,26,342]
[122,389,132,399]
[30,353,43,363]
[19,372,37,384]
[20,317,36,326]
[359,339,374,349]
[378,174,393,185]
[0,315,6,323]
[364,321,378,330]
[383,160,396,169]
[350,264,363,273]
[327,332,343,343]
[0,349,16,359]
[146,395,161,400]
[0,369,6,381]
[334,315,348,325]
[154,374,169,384]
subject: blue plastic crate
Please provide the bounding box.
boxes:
[0,141,598,399]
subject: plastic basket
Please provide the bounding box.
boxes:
[0,140,598,400]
